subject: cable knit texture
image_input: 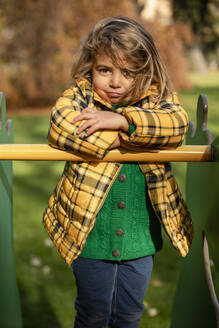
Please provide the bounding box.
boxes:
[80,163,162,260]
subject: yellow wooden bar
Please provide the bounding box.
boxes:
[0,144,213,162]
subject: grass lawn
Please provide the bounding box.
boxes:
[7,71,219,327]
[180,71,219,137]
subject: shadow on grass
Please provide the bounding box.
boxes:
[18,280,62,328]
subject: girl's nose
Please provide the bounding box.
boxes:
[109,72,121,88]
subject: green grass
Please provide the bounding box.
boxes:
[180,71,219,137]
[7,71,219,327]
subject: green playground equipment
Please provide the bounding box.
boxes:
[0,92,22,328]
[0,91,218,327]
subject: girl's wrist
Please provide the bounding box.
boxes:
[119,116,129,133]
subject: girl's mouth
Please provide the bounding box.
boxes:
[107,92,121,98]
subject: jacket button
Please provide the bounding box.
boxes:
[112,250,120,258]
[116,229,124,236]
[118,174,127,182]
[117,201,125,209]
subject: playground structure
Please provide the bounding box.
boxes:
[0,91,219,327]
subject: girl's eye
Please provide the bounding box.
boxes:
[99,68,110,74]
[123,70,134,78]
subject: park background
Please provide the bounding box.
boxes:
[0,0,219,327]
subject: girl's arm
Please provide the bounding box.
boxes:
[118,92,189,149]
[48,87,119,159]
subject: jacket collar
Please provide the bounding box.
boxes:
[76,78,159,109]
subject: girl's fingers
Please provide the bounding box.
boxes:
[72,107,94,123]
[72,106,97,123]
[72,114,85,124]
[85,124,100,136]
[76,119,96,134]
[73,112,93,124]
[73,109,125,136]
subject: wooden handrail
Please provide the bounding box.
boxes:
[0,144,213,162]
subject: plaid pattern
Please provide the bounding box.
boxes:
[119,90,189,149]
[48,80,118,159]
[43,79,193,266]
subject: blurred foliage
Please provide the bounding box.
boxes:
[0,0,195,108]
[172,0,219,54]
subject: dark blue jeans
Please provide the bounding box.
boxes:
[72,256,153,328]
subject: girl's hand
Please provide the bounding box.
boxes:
[72,106,129,136]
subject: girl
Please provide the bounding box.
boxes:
[43,16,193,328]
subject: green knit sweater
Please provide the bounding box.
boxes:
[80,163,163,260]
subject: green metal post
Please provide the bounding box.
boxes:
[171,95,218,327]
[0,92,22,328]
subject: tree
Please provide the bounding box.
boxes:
[0,0,138,107]
[172,0,219,55]
[0,0,193,107]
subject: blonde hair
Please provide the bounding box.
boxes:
[72,16,172,104]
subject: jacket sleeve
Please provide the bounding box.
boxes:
[118,92,189,149]
[48,88,118,159]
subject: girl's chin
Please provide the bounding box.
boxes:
[110,99,120,105]
[109,96,126,105]
[105,97,121,105]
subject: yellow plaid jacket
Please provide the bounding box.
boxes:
[43,79,193,266]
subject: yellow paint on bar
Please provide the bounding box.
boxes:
[0,144,213,162]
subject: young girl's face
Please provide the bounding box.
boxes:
[92,51,135,105]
